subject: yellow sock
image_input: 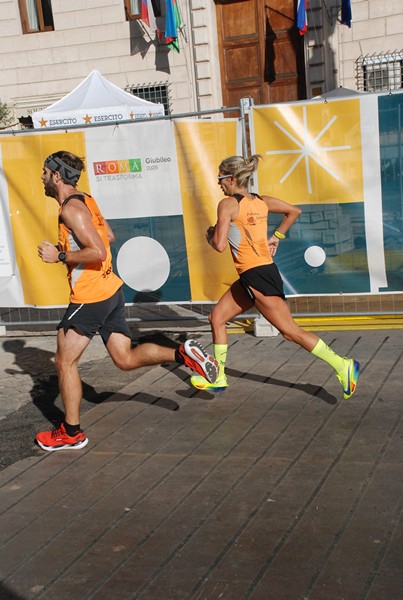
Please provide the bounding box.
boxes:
[214,344,228,378]
[311,338,344,372]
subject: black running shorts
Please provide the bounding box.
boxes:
[239,263,286,301]
[57,288,132,343]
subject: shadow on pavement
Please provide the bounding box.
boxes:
[174,366,337,405]
[0,336,181,471]
[3,339,114,427]
[0,583,26,599]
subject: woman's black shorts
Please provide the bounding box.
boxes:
[239,263,285,301]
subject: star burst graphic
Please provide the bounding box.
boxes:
[266,105,351,194]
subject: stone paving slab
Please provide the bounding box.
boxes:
[0,329,402,600]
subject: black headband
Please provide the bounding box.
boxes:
[44,154,82,185]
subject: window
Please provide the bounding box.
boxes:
[124,0,161,21]
[125,82,172,115]
[356,52,403,92]
[18,0,54,33]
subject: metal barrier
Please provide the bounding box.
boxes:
[0,303,213,328]
[0,102,248,330]
[0,303,260,333]
[1,96,402,330]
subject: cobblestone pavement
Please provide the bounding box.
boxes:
[0,326,401,600]
[0,325,197,471]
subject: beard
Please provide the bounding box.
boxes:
[44,178,57,198]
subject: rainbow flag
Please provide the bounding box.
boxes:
[165,0,181,53]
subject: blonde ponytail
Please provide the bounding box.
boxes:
[219,154,262,187]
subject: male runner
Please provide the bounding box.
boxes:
[37,150,218,451]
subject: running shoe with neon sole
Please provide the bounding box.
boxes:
[36,423,88,452]
[177,339,218,383]
[190,373,228,392]
[336,357,360,400]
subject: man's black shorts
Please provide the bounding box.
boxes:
[239,263,286,301]
[57,288,132,343]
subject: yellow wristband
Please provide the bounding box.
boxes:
[274,230,286,240]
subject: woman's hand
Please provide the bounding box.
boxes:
[268,235,280,257]
[206,225,216,245]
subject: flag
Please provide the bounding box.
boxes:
[141,0,159,37]
[165,0,181,53]
[341,0,352,28]
[297,0,308,36]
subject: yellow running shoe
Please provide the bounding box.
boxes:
[190,373,228,392]
[336,358,360,400]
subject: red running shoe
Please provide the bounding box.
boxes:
[177,339,218,383]
[36,423,88,452]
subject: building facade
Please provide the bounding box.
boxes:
[0,1,402,125]
[305,0,403,97]
[0,0,224,125]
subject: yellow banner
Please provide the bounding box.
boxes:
[174,120,238,301]
[252,100,364,205]
[2,132,88,305]
[1,120,239,306]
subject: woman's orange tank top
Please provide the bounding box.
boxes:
[227,193,273,274]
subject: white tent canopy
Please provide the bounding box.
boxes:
[32,70,165,129]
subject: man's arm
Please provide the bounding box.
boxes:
[105,220,115,244]
[38,202,107,264]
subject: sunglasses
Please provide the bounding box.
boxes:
[217,174,232,181]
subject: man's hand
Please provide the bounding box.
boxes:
[38,241,59,263]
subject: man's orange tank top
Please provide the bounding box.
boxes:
[227,193,273,274]
[58,193,123,304]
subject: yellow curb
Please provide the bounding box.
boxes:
[227,315,403,333]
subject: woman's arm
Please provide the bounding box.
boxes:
[206,197,238,253]
[263,195,302,257]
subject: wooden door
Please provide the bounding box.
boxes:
[215,0,306,109]
[264,0,307,102]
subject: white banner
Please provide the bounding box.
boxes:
[85,121,181,219]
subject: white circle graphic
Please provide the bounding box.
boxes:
[304,245,326,268]
[116,236,170,291]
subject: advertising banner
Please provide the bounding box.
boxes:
[0,91,401,309]
[249,91,403,296]
[0,119,239,307]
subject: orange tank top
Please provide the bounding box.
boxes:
[227,193,273,274]
[58,193,123,303]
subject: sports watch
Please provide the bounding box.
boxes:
[58,251,67,264]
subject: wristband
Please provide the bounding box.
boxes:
[274,230,286,240]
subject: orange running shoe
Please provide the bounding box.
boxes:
[36,423,88,452]
[177,339,218,383]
